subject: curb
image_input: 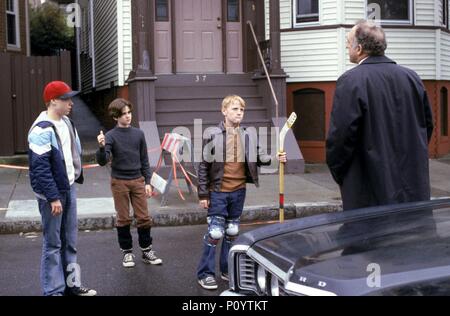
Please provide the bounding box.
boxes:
[0,202,342,234]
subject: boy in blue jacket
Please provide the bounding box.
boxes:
[28,81,96,296]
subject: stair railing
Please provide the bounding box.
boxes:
[247,21,279,121]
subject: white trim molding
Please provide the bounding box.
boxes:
[6,0,21,50]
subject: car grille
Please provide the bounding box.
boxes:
[237,253,258,292]
[236,253,290,296]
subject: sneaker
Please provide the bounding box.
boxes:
[198,276,218,290]
[123,252,136,268]
[142,249,163,265]
[220,272,229,282]
[67,286,97,297]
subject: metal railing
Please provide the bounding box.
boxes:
[247,21,279,122]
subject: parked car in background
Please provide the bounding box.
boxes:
[222,199,450,296]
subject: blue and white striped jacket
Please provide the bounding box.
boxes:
[28,112,84,202]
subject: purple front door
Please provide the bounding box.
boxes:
[175,0,223,73]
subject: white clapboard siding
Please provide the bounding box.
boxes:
[442,31,450,81]
[415,0,436,26]
[342,28,438,79]
[119,0,132,86]
[322,0,338,25]
[382,29,436,79]
[281,29,341,82]
[94,0,119,90]
[344,0,365,24]
[280,0,292,30]
[79,0,92,91]
[437,0,444,27]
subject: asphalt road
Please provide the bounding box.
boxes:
[0,223,265,296]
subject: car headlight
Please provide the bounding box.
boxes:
[256,265,267,293]
[270,276,280,296]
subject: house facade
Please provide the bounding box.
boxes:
[277,0,450,162]
[77,0,286,116]
[76,0,305,171]
[0,0,30,55]
[76,0,450,165]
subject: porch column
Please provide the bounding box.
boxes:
[128,0,157,123]
[269,0,283,75]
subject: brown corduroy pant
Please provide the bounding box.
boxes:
[110,177,153,228]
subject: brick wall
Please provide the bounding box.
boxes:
[287,80,448,163]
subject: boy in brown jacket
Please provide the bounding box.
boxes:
[196,95,286,290]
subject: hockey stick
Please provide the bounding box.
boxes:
[279,112,298,223]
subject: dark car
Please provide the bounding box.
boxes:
[222,198,450,296]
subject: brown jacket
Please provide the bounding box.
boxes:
[198,122,272,199]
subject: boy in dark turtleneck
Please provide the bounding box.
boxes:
[96,98,163,268]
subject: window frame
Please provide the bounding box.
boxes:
[6,0,21,49]
[155,0,169,22]
[365,0,413,26]
[293,0,320,28]
[227,0,240,23]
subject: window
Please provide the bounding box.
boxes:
[156,0,169,22]
[366,0,412,25]
[441,88,448,137]
[6,0,20,48]
[227,0,240,22]
[294,0,319,25]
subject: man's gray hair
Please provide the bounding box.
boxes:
[352,20,387,56]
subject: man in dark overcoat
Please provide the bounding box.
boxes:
[326,20,434,211]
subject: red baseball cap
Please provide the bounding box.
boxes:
[43,81,79,103]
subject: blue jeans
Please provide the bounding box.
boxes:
[38,186,78,296]
[197,189,246,280]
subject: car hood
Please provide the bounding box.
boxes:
[241,200,450,295]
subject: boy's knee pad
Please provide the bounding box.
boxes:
[209,228,224,240]
[225,219,240,237]
[207,216,225,240]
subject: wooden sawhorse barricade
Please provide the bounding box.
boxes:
[151,132,198,207]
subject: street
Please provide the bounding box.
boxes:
[0,223,265,296]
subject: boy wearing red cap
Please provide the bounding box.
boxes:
[28,81,96,296]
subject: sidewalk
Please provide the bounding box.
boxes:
[2,95,450,234]
[0,163,343,233]
[2,159,450,234]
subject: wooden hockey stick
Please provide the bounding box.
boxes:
[279,112,298,223]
